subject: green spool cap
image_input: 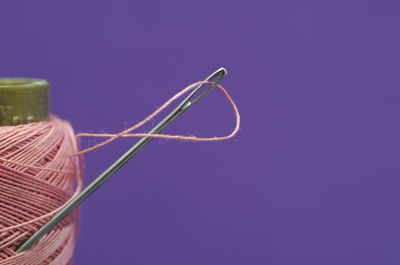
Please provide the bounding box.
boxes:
[0,78,49,126]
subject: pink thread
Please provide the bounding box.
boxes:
[73,81,240,156]
[0,81,239,264]
[0,117,82,264]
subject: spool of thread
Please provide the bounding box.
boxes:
[0,79,81,264]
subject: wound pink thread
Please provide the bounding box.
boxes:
[0,81,239,264]
[0,117,82,264]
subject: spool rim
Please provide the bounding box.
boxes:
[0,78,49,89]
[0,78,49,126]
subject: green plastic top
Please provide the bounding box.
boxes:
[0,78,49,126]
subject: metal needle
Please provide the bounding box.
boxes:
[16,67,227,252]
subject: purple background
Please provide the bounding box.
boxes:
[1,1,400,264]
